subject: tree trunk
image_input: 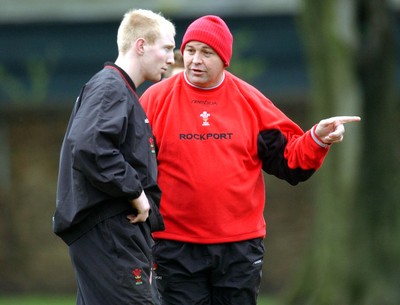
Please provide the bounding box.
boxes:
[351,0,400,303]
[283,0,400,304]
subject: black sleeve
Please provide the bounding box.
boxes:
[68,85,142,198]
[257,129,315,185]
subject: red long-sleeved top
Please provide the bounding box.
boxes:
[140,71,329,243]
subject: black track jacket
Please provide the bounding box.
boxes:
[53,63,163,245]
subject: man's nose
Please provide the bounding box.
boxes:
[192,52,203,63]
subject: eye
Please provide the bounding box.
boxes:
[203,49,214,56]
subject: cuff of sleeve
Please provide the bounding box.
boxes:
[127,189,142,201]
[311,125,330,148]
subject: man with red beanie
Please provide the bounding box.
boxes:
[140,15,360,305]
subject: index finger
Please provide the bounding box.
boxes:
[333,116,361,124]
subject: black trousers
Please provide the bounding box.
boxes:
[152,238,264,305]
[69,212,159,305]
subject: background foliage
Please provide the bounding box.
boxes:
[0,1,399,303]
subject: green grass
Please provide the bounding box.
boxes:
[0,295,75,305]
[0,294,278,305]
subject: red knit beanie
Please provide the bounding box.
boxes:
[180,15,233,67]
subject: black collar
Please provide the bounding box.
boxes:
[104,62,137,93]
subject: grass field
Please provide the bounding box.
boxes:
[0,295,74,305]
[0,294,278,305]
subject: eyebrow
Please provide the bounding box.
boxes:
[186,44,213,52]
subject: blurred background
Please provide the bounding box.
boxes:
[0,0,399,304]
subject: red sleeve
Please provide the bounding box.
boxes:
[239,81,329,185]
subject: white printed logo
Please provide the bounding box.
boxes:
[200,111,211,126]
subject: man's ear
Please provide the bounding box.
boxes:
[134,38,145,55]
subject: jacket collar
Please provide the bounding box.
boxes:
[104,62,137,95]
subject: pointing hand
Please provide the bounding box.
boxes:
[315,116,361,144]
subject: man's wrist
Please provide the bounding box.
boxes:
[311,125,330,148]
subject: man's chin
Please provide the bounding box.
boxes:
[148,75,163,83]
